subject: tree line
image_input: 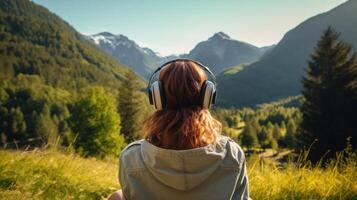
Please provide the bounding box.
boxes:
[213,100,301,150]
[0,71,151,157]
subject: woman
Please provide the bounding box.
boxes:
[108,59,249,200]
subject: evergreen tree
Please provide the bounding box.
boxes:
[241,124,259,149]
[285,119,297,148]
[262,124,275,149]
[251,118,262,134]
[5,107,27,143]
[257,127,269,144]
[70,87,125,157]
[266,122,274,132]
[118,70,142,142]
[35,112,58,146]
[280,121,287,136]
[267,138,278,150]
[0,132,6,147]
[272,124,281,140]
[300,27,357,161]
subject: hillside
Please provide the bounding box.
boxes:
[217,64,247,81]
[0,0,152,153]
[217,0,357,107]
[0,0,144,90]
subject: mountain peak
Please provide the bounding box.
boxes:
[210,32,231,40]
[89,32,137,49]
[95,32,115,37]
[115,34,130,41]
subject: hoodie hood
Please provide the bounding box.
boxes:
[140,137,228,191]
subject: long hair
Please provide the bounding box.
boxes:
[143,60,221,150]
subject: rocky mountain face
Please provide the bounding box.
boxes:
[184,32,269,73]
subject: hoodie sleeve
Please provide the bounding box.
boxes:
[231,145,250,200]
[119,154,130,200]
[118,140,143,199]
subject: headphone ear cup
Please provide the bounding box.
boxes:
[148,88,154,105]
[201,81,215,109]
[211,90,217,105]
[151,81,165,110]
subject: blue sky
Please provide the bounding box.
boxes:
[33,0,347,55]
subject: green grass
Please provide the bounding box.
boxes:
[0,150,119,199]
[0,149,356,200]
[247,152,357,200]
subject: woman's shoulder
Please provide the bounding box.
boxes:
[119,139,145,167]
[122,139,144,152]
[219,136,246,168]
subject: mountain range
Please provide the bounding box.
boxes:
[87,31,274,79]
[217,0,357,107]
[2,0,356,109]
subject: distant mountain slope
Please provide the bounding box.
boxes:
[0,0,143,90]
[184,32,266,73]
[87,32,172,79]
[258,44,276,58]
[217,64,247,82]
[217,0,357,108]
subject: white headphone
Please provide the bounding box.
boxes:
[147,59,217,110]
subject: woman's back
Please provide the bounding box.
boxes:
[119,136,249,200]
[113,59,250,200]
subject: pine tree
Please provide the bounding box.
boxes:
[280,121,287,137]
[241,124,259,149]
[267,138,278,150]
[118,70,142,142]
[257,127,269,144]
[8,107,27,143]
[272,124,281,140]
[34,104,58,146]
[300,27,357,161]
[285,119,297,148]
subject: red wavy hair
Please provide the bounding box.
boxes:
[143,60,221,150]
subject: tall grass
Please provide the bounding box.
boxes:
[0,149,356,199]
[0,150,119,199]
[248,150,357,200]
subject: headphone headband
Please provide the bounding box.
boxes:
[147,58,217,110]
[147,58,216,90]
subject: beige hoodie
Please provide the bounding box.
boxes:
[119,136,249,200]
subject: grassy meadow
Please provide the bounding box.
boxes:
[0,149,356,200]
[0,150,118,199]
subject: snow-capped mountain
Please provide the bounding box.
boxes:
[87,31,273,79]
[87,32,170,79]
